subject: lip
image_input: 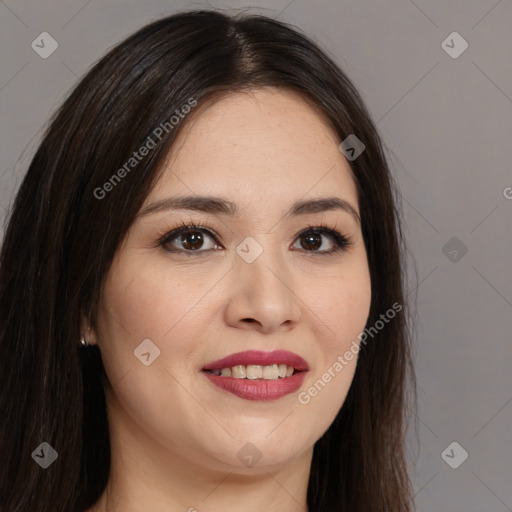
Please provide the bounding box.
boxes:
[201,350,309,401]
[203,370,307,401]
[202,350,309,371]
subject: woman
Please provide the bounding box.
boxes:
[0,9,416,512]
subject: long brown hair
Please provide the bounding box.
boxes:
[0,10,416,511]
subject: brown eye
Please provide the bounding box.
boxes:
[159,225,221,254]
[179,231,205,250]
[300,233,322,251]
[292,227,351,254]
[159,224,350,256]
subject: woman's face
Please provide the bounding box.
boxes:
[91,88,371,473]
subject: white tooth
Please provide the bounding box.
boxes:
[246,365,263,380]
[222,364,295,379]
[263,364,279,380]
[231,365,246,379]
[211,369,221,376]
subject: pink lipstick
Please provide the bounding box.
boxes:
[202,350,309,401]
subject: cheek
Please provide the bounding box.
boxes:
[312,261,372,350]
[95,261,209,384]
[95,264,216,446]
[297,261,371,427]
[100,257,214,336]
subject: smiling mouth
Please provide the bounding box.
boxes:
[201,350,309,400]
[204,363,301,380]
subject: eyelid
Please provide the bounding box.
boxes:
[157,221,222,254]
[293,223,353,254]
[157,219,352,255]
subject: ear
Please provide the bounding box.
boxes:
[80,310,98,346]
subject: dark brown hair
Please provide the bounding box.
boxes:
[0,9,416,511]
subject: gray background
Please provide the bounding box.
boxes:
[1,1,511,510]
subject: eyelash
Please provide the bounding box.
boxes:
[157,219,352,257]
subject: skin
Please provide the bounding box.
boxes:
[84,87,372,512]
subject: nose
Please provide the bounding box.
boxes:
[224,244,301,334]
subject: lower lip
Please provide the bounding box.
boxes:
[202,371,308,401]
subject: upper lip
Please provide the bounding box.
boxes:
[202,350,309,371]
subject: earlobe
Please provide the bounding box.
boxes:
[80,312,98,346]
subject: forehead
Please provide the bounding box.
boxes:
[147,88,359,212]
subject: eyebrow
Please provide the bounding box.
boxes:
[138,195,360,224]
